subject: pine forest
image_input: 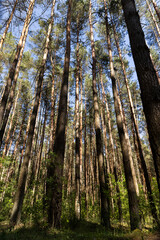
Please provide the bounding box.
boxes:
[0,0,160,239]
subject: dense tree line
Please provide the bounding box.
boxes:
[0,0,160,231]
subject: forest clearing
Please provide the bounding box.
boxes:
[0,0,160,239]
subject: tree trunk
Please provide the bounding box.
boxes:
[79,66,83,193]
[99,68,122,223]
[0,18,30,148]
[84,87,88,212]
[12,105,28,158]
[10,0,55,226]
[0,0,18,50]
[2,81,21,156]
[0,0,35,127]
[104,0,141,230]
[121,0,160,197]
[75,19,81,220]
[46,0,72,228]
[151,0,160,22]
[149,18,160,48]
[32,108,47,207]
[112,19,159,224]
[49,48,57,149]
[145,0,160,37]
[89,0,110,229]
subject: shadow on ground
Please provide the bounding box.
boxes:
[0,220,158,240]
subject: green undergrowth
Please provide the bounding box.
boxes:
[0,220,158,240]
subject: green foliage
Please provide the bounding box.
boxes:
[151,177,160,212]
[61,191,77,229]
[0,157,16,221]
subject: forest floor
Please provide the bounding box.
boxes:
[0,220,159,240]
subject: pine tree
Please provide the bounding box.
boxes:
[89,0,110,229]
[46,0,72,228]
[121,0,160,197]
[10,0,56,226]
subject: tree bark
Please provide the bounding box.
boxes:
[2,81,21,156]
[112,19,159,224]
[49,47,57,149]
[151,0,160,22]
[104,0,141,230]
[145,0,160,37]
[89,0,110,229]
[121,0,160,196]
[75,18,81,220]
[99,68,122,222]
[79,66,83,193]
[10,0,55,226]
[0,0,18,50]
[0,18,30,148]
[46,0,72,228]
[0,0,35,127]
[32,108,47,207]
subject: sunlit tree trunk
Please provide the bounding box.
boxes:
[145,0,160,37]
[149,19,160,48]
[104,0,141,230]
[32,108,47,207]
[0,0,35,127]
[75,18,81,220]
[0,0,18,50]
[2,82,21,156]
[0,19,30,148]
[121,0,160,197]
[99,68,122,222]
[79,66,83,192]
[5,110,20,157]
[12,107,28,159]
[89,0,110,229]
[112,20,159,223]
[46,0,72,228]
[49,48,57,149]
[84,87,88,213]
[18,92,36,178]
[10,0,56,226]
[151,0,160,21]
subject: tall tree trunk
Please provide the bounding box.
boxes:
[89,119,95,205]
[12,105,28,158]
[0,0,35,127]
[32,108,47,207]
[46,0,72,228]
[104,0,141,230]
[89,0,110,229]
[145,0,160,37]
[2,81,21,156]
[0,0,18,50]
[10,0,56,226]
[5,110,20,157]
[99,96,114,215]
[79,66,83,192]
[84,87,88,212]
[49,48,57,149]
[112,19,159,223]
[149,18,160,48]
[99,68,122,222]
[117,76,140,196]
[121,0,160,196]
[0,18,30,148]
[75,19,81,220]
[18,92,36,176]
[151,0,160,22]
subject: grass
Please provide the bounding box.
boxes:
[0,220,159,240]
